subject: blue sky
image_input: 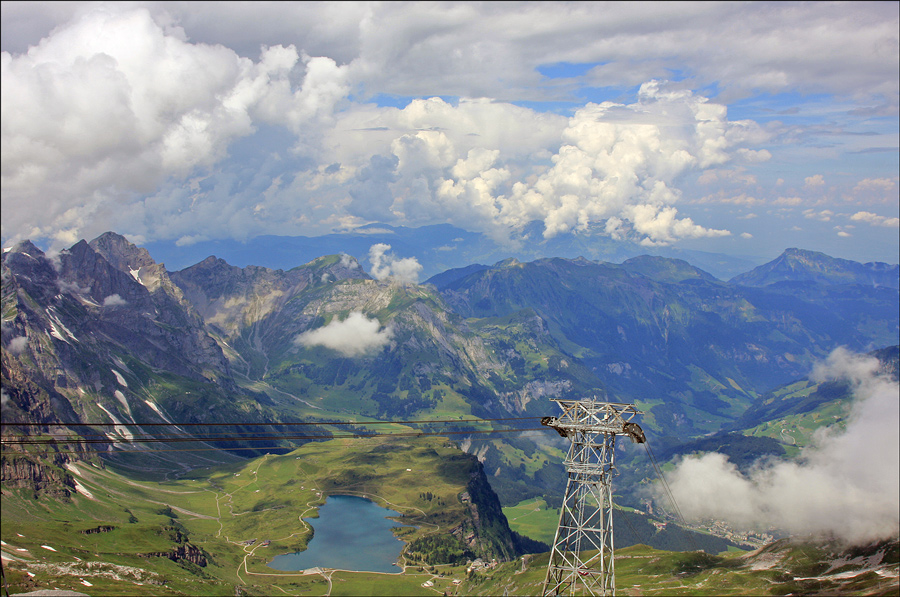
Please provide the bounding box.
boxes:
[1,1,897,264]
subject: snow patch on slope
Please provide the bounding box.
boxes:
[111,369,128,387]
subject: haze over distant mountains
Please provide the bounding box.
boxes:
[141,222,766,282]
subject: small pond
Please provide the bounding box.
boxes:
[268,494,411,573]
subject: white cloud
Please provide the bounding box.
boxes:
[345,82,754,245]
[844,177,898,205]
[103,294,127,307]
[697,168,758,186]
[740,232,753,239]
[804,174,825,188]
[368,243,423,284]
[8,336,28,354]
[0,5,349,248]
[803,209,834,222]
[294,311,393,357]
[339,253,359,269]
[657,348,899,545]
[850,211,900,227]
[772,196,804,206]
[853,177,896,192]
[7,2,896,101]
[0,2,895,260]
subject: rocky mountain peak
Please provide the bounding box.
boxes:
[89,231,157,274]
[730,248,899,288]
[494,257,522,268]
[621,255,717,284]
[5,239,46,258]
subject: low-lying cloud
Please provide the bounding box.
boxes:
[103,294,127,307]
[294,311,393,357]
[7,336,28,354]
[656,347,900,545]
[368,243,423,284]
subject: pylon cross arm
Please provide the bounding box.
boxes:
[541,400,645,442]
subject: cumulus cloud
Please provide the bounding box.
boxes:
[294,311,393,357]
[103,294,127,307]
[0,3,895,259]
[850,211,900,227]
[772,196,804,206]
[0,5,349,248]
[8,336,28,354]
[845,177,898,205]
[656,347,899,545]
[491,82,760,243]
[803,209,834,222]
[5,2,896,101]
[342,83,759,246]
[368,243,423,284]
[804,174,825,188]
[339,252,359,269]
[0,5,770,250]
[853,177,896,192]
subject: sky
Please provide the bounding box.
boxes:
[1,1,898,264]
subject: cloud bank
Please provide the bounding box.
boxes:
[657,347,900,545]
[1,2,897,262]
[294,311,393,357]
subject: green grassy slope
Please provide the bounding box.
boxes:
[455,539,900,596]
[1,436,522,596]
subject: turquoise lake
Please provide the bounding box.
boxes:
[267,494,410,573]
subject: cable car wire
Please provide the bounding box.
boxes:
[0,425,547,455]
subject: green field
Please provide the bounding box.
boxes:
[4,437,896,596]
[1,436,501,595]
[502,497,559,545]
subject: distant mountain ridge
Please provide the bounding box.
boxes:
[141,222,763,281]
[729,247,899,288]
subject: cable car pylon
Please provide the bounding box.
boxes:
[540,398,645,596]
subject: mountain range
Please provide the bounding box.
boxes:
[3,232,897,504]
[141,222,764,281]
[2,230,898,594]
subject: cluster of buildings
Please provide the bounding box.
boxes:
[704,521,775,548]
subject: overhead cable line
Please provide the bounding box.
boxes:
[0,420,521,442]
[0,426,547,455]
[2,426,542,446]
[0,415,540,428]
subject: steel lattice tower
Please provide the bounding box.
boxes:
[540,399,645,597]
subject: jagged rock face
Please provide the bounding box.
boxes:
[1,233,259,489]
[0,453,75,497]
[451,459,518,561]
[2,233,234,390]
[90,231,157,274]
[170,254,371,338]
[170,255,551,418]
[144,543,208,567]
